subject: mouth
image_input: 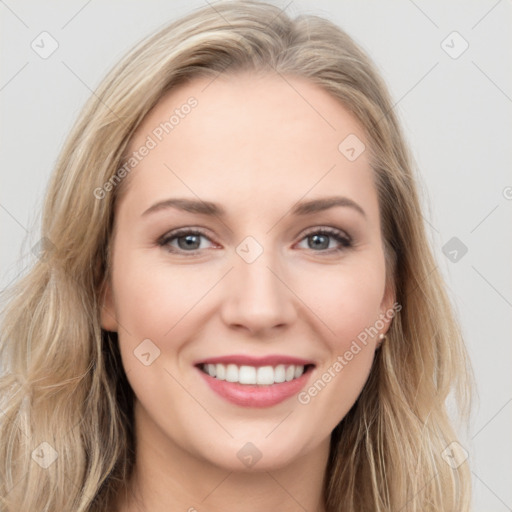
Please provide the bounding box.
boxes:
[197,362,315,385]
[194,355,316,408]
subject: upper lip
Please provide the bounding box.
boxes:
[194,354,315,367]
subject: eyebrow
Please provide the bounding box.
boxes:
[142,196,366,219]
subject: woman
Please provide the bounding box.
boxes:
[0,1,472,510]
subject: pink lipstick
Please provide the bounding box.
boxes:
[194,354,315,408]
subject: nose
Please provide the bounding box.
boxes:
[219,249,297,337]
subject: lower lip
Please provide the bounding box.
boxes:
[196,366,314,408]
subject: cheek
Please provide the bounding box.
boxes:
[293,258,384,411]
[111,248,211,338]
[295,257,386,345]
[110,252,210,416]
[297,270,383,426]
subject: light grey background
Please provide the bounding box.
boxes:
[1,1,511,510]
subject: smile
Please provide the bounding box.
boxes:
[194,355,316,408]
[199,363,312,385]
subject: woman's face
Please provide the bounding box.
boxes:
[101,72,395,471]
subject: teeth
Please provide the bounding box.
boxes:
[239,365,256,384]
[202,363,306,385]
[206,364,216,377]
[256,366,274,385]
[225,364,238,382]
[216,363,226,380]
[274,364,286,383]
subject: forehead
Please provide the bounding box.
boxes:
[118,72,378,223]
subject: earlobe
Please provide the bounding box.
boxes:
[99,280,118,332]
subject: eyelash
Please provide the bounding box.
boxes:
[157,226,352,255]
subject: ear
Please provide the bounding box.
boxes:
[99,279,118,332]
[379,277,398,334]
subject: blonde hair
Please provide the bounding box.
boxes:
[0,1,473,510]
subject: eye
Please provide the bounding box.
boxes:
[158,228,215,253]
[296,227,352,253]
[157,226,352,255]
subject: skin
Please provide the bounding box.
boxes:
[101,72,395,512]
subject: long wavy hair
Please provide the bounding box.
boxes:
[0,1,473,510]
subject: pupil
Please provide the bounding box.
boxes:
[178,234,200,250]
[309,234,329,250]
